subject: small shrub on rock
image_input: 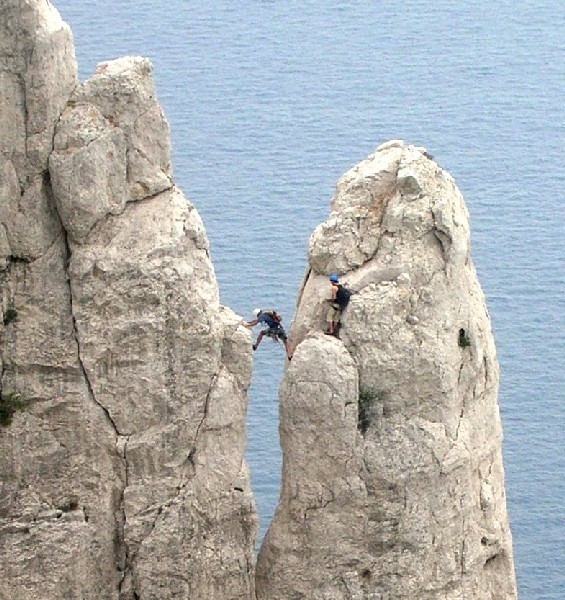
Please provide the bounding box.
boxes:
[0,392,29,426]
[3,307,18,326]
[358,386,379,434]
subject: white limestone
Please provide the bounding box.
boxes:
[0,2,257,598]
[256,141,518,600]
[0,2,517,599]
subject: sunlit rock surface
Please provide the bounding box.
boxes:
[0,2,257,599]
[256,141,518,600]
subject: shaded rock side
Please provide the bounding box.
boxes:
[0,2,257,599]
[256,141,517,599]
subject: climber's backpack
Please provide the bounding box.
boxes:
[264,310,282,324]
[335,285,351,309]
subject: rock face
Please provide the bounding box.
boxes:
[256,141,518,599]
[0,2,257,599]
[1,2,518,599]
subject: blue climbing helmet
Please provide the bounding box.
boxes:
[329,274,339,283]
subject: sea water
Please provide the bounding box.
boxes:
[53,1,565,597]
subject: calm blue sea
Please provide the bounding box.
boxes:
[54,1,564,597]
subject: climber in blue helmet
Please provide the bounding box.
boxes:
[325,274,351,338]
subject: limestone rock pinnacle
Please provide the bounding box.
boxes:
[256,141,518,599]
[0,2,257,599]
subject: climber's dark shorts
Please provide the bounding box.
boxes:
[265,326,287,342]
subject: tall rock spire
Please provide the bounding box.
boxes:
[256,141,517,599]
[0,2,257,599]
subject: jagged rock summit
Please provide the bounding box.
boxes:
[1,2,257,599]
[256,141,518,599]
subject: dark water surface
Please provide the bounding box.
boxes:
[54,1,565,597]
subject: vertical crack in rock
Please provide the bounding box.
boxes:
[455,361,467,442]
[63,231,129,597]
[118,435,131,594]
[25,40,37,138]
[63,236,121,435]
[16,72,30,158]
[431,208,453,264]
